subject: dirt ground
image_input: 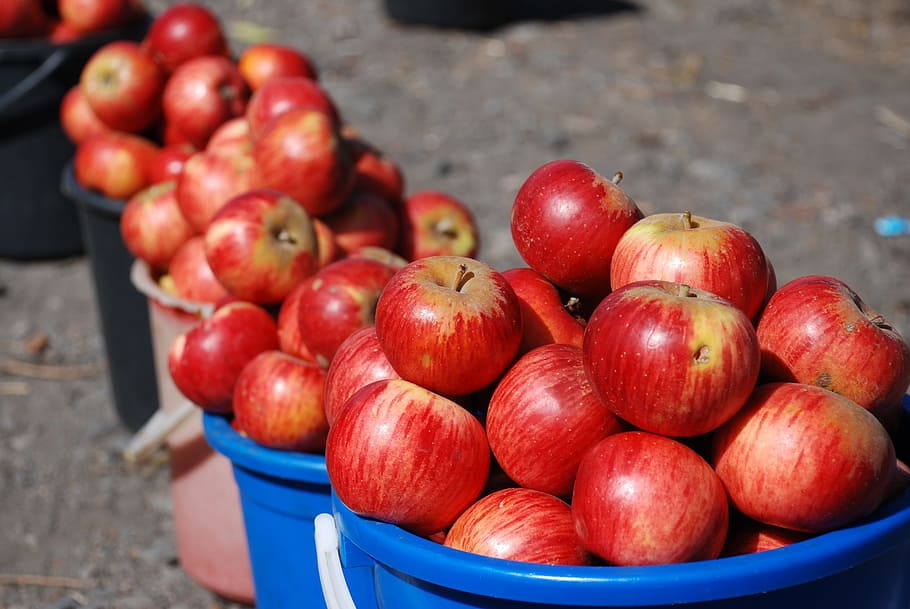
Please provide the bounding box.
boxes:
[2,0,910,607]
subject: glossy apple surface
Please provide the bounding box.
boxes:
[238,43,319,90]
[245,76,340,139]
[59,86,112,145]
[120,181,194,271]
[501,267,585,355]
[142,2,229,73]
[322,190,400,256]
[73,131,159,199]
[166,235,231,304]
[175,148,257,233]
[397,190,478,261]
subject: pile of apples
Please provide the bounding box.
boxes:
[0,0,145,42]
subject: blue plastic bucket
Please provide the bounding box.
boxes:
[203,412,332,609]
[318,397,910,609]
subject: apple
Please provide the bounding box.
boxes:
[141,2,229,73]
[321,190,400,256]
[346,245,408,270]
[232,350,329,452]
[293,257,398,367]
[0,0,48,38]
[445,487,592,565]
[58,0,135,35]
[584,280,760,437]
[323,325,401,425]
[205,117,252,157]
[511,160,644,303]
[167,300,279,413]
[325,378,490,536]
[175,148,257,233]
[312,218,342,269]
[573,431,729,566]
[720,512,812,557]
[49,18,82,43]
[79,40,166,133]
[162,55,250,149]
[73,131,159,199]
[237,43,319,91]
[59,86,113,145]
[611,211,772,321]
[245,76,340,140]
[396,190,479,261]
[165,235,231,304]
[712,382,896,533]
[344,132,406,203]
[485,343,622,498]
[146,143,196,185]
[374,255,523,396]
[252,107,355,217]
[204,189,321,305]
[120,181,195,271]
[275,282,318,364]
[501,267,585,355]
[755,275,910,426]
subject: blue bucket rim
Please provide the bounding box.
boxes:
[332,395,910,606]
[203,412,329,484]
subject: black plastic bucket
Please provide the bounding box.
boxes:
[61,161,159,432]
[0,21,147,260]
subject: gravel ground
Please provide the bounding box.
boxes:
[2,1,909,607]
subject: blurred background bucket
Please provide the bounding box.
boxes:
[130,259,255,604]
[60,162,159,431]
[0,22,145,260]
[203,411,332,609]
[317,398,910,609]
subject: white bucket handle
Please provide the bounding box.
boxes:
[315,513,358,609]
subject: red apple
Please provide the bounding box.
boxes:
[326,378,490,536]
[175,148,258,233]
[245,76,340,140]
[321,190,400,256]
[49,18,82,43]
[396,190,479,261]
[755,275,910,424]
[584,280,761,437]
[79,40,166,133]
[146,143,196,185]
[712,382,896,533]
[73,131,159,199]
[346,245,408,270]
[293,257,398,367]
[611,211,771,320]
[141,2,229,73]
[323,325,401,425]
[445,487,593,565]
[204,189,321,305]
[486,343,622,497]
[344,133,405,203]
[720,512,812,557]
[162,55,250,149]
[573,431,729,566]
[253,108,355,218]
[0,0,48,38]
[120,181,195,271]
[59,86,113,145]
[205,117,252,157]
[58,0,135,35]
[374,255,523,396]
[166,235,231,304]
[168,301,279,413]
[237,43,319,90]
[232,350,329,452]
[501,267,586,355]
[275,282,318,364]
[511,160,644,302]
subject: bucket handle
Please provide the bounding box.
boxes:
[0,47,69,115]
[315,513,359,609]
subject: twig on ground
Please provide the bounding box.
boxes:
[0,358,103,381]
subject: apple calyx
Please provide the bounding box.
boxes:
[454,263,475,292]
[694,345,711,364]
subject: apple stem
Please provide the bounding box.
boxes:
[612,171,624,185]
[454,263,474,292]
[852,295,895,331]
[676,283,696,298]
[680,211,694,229]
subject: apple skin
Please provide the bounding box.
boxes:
[712,382,897,534]
[58,0,135,35]
[175,148,258,233]
[344,132,406,203]
[162,55,250,149]
[755,274,910,427]
[146,143,196,185]
[167,301,279,413]
[501,267,586,355]
[583,279,761,437]
[0,0,48,38]
[326,378,490,536]
[294,257,399,367]
[374,255,523,396]
[572,431,729,566]
[485,343,623,498]
[321,190,401,256]
[232,350,329,452]
[346,245,408,270]
[511,159,643,302]
[238,43,319,91]
[120,181,195,271]
[79,40,166,133]
[275,282,319,364]
[323,325,401,425]
[204,189,321,305]
[205,117,252,157]
[396,190,479,261]
[610,211,771,321]
[165,235,231,304]
[59,86,113,145]
[73,131,159,200]
[141,2,229,73]
[245,76,340,140]
[445,487,593,565]
[720,511,812,557]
